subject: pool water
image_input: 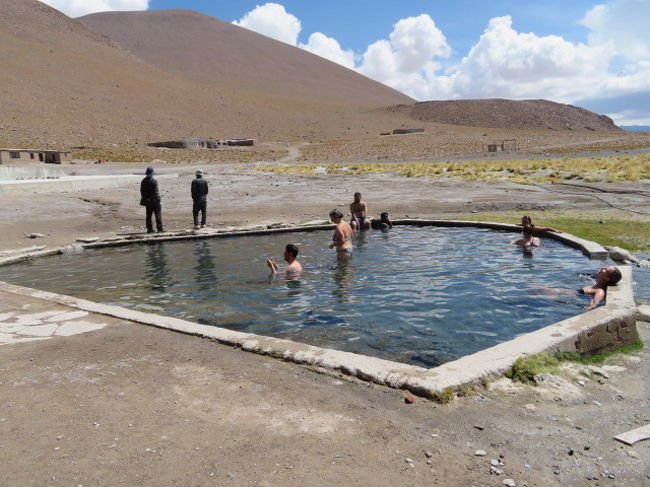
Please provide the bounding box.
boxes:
[2,227,599,366]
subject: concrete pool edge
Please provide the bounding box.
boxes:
[0,219,608,266]
[0,265,638,399]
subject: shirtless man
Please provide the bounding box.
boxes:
[267,243,303,277]
[349,192,371,230]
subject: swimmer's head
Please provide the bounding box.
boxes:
[284,243,299,261]
[599,266,622,286]
[353,192,361,202]
[380,212,389,221]
[329,209,344,221]
[521,215,532,226]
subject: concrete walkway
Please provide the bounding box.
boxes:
[0,289,115,346]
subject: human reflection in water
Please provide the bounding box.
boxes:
[144,243,170,290]
[332,259,354,303]
[194,241,217,292]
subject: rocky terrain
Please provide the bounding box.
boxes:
[386,99,621,132]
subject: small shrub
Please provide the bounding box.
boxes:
[507,353,560,384]
[431,386,456,404]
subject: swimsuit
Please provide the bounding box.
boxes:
[351,216,366,226]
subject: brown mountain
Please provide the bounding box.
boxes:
[387,99,621,131]
[0,0,412,148]
[78,9,411,106]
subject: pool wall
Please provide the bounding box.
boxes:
[0,221,639,398]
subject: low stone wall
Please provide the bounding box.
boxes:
[0,173,178,196]
[0,165,65,181]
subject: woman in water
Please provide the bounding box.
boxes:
[528,266,622,310]
[511,225,541,251]
[580,266,622,310]
[518,215,562,234]
[328,209,353,258]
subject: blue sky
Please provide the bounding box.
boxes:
[146,0,599,54]
[43,0,650,125]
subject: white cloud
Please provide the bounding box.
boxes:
[350,2,650,125]
[41,0,148,18]
[358,15,452,99]
[580,0,650,60]
[232,2,301,45]
[446,16,613,101]
[299,33,355,69]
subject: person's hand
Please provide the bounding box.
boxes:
[583,305,592,311]
[329,243,335,249]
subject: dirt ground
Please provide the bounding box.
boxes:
[1,157,649,251]
[1,159,650,486]
[0,290,648,487]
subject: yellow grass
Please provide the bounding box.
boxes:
[72,147,289,164]
[457,209,650,251]
[253,153,650,184]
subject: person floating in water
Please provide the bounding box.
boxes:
[140,166,164,233]
[267,243,303,277]
[329,209,353,258]
[518,215,562,234]
[371,212,393,230]
[580,266,622,310]
[529,266,622,311]
[511,225,541,252]
[191,169,209,229]
[349,192,371,230]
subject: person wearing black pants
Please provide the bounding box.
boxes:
[140,166,164,233]
[191,169,209,229]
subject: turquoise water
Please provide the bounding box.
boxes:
[2,227,598,366]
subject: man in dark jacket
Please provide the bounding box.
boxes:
[191,169,209,229]
[140,166,164,233]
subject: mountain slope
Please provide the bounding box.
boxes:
[0,1,413,147]
[387,99,621,131]
[78,9,412,106]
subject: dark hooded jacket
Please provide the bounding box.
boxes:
[140,167,160,203]
[191,176,209,202]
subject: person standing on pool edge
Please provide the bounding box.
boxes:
[191,169,209,229]
[350,192,371,230]
[140,166,164,233]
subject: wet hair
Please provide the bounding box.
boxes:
[522,225,535,237]
[329,209,344,219]
[521,215,532,226]
[285,243,299,259]
[354,192,361,199]
[607,267,622,286]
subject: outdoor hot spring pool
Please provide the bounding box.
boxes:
[2,226,599,366]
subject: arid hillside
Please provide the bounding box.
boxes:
[0,0,415,148]
[78,9,412,106]
[387,99,621,131]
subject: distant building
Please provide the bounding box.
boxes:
[0,148,70,164]
[148,138,219,149]
[148,138,254,148]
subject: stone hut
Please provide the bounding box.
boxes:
[0,148,70,164]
